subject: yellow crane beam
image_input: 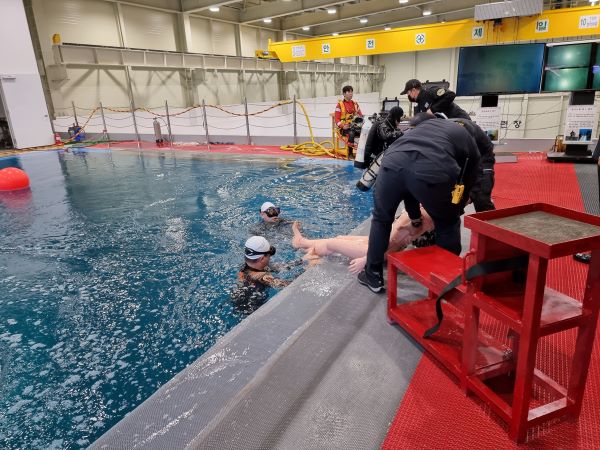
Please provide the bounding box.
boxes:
[268,5,600,63]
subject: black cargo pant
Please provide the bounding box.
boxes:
[340,128,357,157]
[470,169,495,212]
[365,165,464,277]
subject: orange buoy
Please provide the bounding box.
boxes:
[0,167,30,191]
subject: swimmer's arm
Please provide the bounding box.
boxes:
[271,259,304,272]
[259,273,290,288]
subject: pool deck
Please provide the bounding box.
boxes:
[89,211,473,449]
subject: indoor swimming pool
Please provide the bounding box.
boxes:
[0,149,372,449]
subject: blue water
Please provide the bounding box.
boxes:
[0,149,372,449]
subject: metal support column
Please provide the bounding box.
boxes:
[165,100,173,149]
[71,101,79,127]
[244,97,251,145]
[130,100,140,148]
[99,101,110,148]
[293,95,297,145]
[201,99,210,150]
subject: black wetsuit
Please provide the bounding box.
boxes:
[363,116,404,166]
[230,259,301,316]
[249,218,294,241]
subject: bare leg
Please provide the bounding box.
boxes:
[292,221,368,259]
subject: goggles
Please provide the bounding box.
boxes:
[244,245,276,257]
[263,207,280,218]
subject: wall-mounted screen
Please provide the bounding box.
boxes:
[546,43,592,69]
[592,66,600,90]
[456,44,545,96]
[543,68,589,92]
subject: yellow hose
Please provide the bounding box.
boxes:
[279,100,346,159]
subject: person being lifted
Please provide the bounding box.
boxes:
[334,85,363,159]
[401,79,470,120]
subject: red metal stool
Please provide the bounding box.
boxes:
[387,203,600,443]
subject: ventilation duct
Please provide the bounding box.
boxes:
[474,0,543,21]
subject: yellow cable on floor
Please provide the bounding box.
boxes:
[279,100,343,158]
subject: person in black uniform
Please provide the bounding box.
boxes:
[357,113,480,293]
[448,118,496,212]
[401,79,471,120]
[362,106,405,167]
[574,140,600,264]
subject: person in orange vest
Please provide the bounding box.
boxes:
[334,85,363,158]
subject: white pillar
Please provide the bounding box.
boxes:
[0,0,53,148]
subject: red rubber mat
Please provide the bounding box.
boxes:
[383,153,597,449]
[89,141,319,157]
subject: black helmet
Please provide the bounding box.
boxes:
[388,106,404,123]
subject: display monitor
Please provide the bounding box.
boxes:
[543,67,589,92]
[546,43,592,69]
[456,44,545,96]
[382,98,400,111]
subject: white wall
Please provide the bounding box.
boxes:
[32,0,120,63]
[1,0,54,148]
[121,5,180,51]
[30,0,377,114]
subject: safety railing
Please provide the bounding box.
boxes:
[51,95,384,157]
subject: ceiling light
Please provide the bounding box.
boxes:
[263,18,272,23]
[332,32,339,36]
[209,6,219,12]
[384,26,391,31]
[422,10,432,16]
[327,8,336,14]
[302,26,310,31]
[399,0,409,3]
[360,18,368,24]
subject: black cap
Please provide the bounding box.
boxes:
[400,79,421,95]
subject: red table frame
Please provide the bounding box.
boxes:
[387,203,600,443]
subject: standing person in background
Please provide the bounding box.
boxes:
[401,79,471,120]
[334,85,363,159]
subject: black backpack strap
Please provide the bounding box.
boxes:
[423,254,530,339]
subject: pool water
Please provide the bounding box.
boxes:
[0,149,372,449]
